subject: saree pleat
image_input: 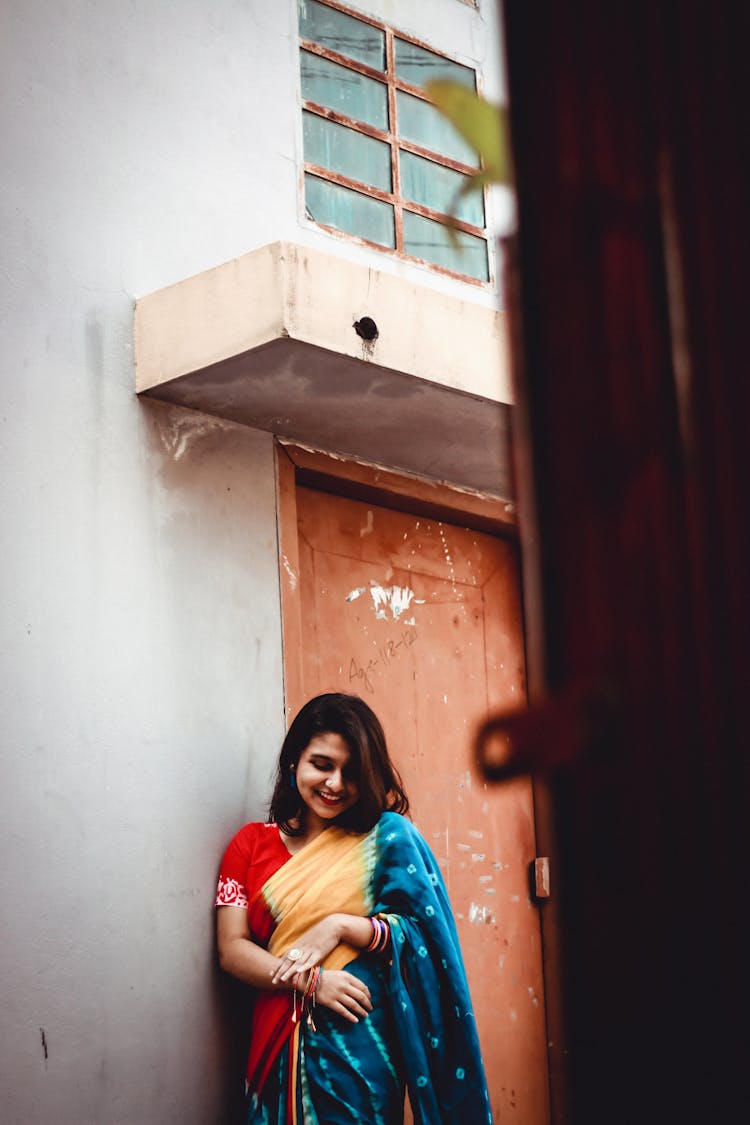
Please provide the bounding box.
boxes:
[245,812,492,1125]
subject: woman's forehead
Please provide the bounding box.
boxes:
[302,731,351,762]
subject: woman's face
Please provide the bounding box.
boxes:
[294,731,360,827]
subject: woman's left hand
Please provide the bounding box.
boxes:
[271,915,342,984]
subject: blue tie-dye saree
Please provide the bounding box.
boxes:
[241,811,492,1125]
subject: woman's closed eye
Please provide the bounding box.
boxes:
[312,758,354,782]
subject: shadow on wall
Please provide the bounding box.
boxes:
[211,933,253,1125]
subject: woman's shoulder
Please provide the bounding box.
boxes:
[233,819,271,838]
[377,810,424,843]
[224,819,278,851]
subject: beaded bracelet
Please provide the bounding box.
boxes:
[305,966,322,1031]
[291,965,322,1029]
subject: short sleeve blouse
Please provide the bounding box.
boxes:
[214,822,291,912]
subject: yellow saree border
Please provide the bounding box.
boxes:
[264,825,378,971]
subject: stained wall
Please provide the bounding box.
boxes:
[0,1,505,1120]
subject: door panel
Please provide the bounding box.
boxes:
[290,484,550,1124]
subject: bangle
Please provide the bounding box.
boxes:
[366,915,390,954]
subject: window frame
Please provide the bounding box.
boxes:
[299,0,491,286]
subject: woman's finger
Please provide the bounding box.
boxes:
[333,1001,359,1024]
[278,955,317,982]
[343,978,372,1007]
[271,949,307,984]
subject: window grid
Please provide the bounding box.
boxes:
[300,0,489,284]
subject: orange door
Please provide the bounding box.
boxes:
[285,480,550,1125]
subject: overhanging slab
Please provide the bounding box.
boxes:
[135,242,514,496]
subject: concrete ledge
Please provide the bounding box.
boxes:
[135,242,514,496]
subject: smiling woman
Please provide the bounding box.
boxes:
[214,692,493,1125]
[292,731,361,823]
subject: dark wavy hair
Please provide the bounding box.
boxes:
[268,693,409,835]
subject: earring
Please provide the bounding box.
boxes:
[289,767,296,790]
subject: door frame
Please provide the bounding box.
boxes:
[274,438,563,1119]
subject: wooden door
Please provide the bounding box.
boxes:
[279,460,550,1124]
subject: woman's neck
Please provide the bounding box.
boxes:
[281,813,329,853]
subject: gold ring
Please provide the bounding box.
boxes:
[287,948,302,961]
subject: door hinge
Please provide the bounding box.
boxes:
[531,856,551,900]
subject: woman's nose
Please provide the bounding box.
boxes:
[326,771,343,791]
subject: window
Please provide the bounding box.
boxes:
[299,0,489,283]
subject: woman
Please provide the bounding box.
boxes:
[215,692,492,1125]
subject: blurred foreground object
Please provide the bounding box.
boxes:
[479,2,750,1124]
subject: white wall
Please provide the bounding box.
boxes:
[0,1,505,1121]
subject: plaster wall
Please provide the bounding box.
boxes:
[0,0,506,1121]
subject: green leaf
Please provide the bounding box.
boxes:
[425,80,512,186]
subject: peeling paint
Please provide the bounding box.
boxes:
[469,902,495,924]
[360,509,374,537]
[282,554,297,591]
[156,410,238,461]
[345,587,366,602]
[467,829,483,839]
[471,853,486,863]
[369,582,416,621]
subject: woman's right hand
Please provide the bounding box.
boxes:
[314,969,372,1023]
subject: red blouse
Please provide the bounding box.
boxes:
[215,822,291,939]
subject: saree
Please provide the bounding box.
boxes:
[218,812,493,1125]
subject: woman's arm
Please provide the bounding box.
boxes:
[216,905,294,991]
[271,913,384,983]
[217,906,372,1022]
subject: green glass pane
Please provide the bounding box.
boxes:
[303,112,392,191]
[301,50,388,131]
[400,150,484,227]
[395,39,476,92]
[397,90,477,167]
[299,0,385,71]
[403,210,488,281]
[305,174,395,248]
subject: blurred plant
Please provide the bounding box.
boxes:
[425,81,512,226]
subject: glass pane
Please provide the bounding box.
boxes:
[403,210,488,281]
[400,150,484,227]
[301,50,388,131]
[395,39,476,92]
[305,174,395,248]
[397,90,477,167]
[304,112,392,191]
[299,0,385,71]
